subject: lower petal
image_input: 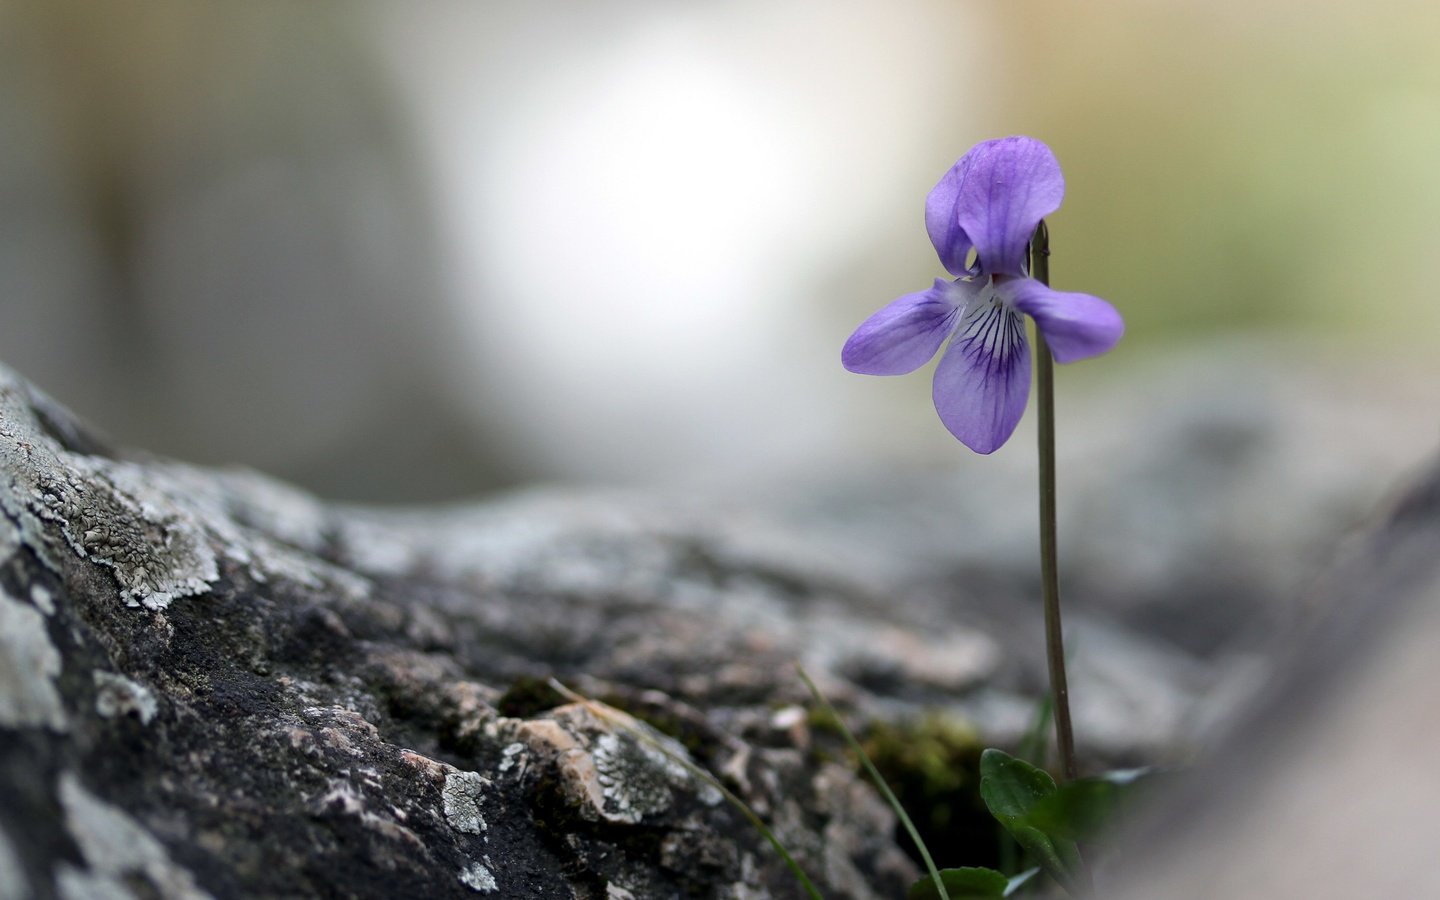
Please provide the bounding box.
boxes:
[1007,278,1124,363]
[932,301,1031,453]
[842,279,964,375]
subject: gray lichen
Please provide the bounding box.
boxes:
[0,371,216,608]
[516,704,722,827]
[58,773,212,900]
[29,583,55,616]
[442,770,489,835]
[496,741,526,775]
[93,670,159,725]
[590,730,676,823]
[457,861,498,893]
[0,582,67,731]
[0,364,366,611]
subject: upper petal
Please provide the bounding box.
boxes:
[842,279,967,375]
[1006,278,1124,363]
[926,169,975,277]
[932,296,1031,453]
[944,136,1065,277]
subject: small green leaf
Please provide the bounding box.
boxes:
[978,748,1057,820]
[1003,824,1076,889]
[907,867,1009,900]
[979,749,1081,892]
[1001,699,1052,877]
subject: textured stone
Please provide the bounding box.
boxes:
[4,354,1413,898]
[0,362,932,898]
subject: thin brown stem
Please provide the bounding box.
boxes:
[1031,220,1078,782]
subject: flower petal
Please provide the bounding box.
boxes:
[842,279,966,375]
[932,297,1031,453]
[947,136,1065,277]
[1007,278,1124,363]
[926,169,975,277]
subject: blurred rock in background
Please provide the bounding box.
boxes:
[0,1,467,499]
[1111,456,1440,899]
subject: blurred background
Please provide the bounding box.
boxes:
[1,0,1436,503]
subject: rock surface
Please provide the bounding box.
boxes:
[0,353,1431,899]
[0,364,919,899]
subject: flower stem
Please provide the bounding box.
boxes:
[1031,220,1078,782]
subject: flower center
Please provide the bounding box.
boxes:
[976,275,1011,312]
[950,276,1023,366]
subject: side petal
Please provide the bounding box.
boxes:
[948,136,1065,277]
[842,279,965,375]
[1007,278,1124,363]
[932,299,1031,453]
[926,168,974,277]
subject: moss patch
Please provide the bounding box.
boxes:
[497,676,568,718]
[856,713,1001,872]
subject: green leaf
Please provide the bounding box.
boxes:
[907,867,1009,900]
[978,749,1082,892]
[978,748,1057,819]
[1024,767,1166,842]
[1004,823,1077,890]
[1001,699,1052,877]
[1023,779,1119,842]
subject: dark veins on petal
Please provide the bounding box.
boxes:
[956,303,1025,385]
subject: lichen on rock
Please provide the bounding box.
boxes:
[442,770,490,835]
[0,582,66,732]
[457,860,498,893]
[515,703,723,827]
[0,366,364,612]
[57,772,212,900]
[92,670,159,725]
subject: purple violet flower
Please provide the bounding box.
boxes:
[842,136,1124,453]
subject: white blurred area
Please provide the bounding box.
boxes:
[0,0,988,499]
[380,0,974,483]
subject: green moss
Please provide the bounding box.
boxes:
[596,694,709,758]
[496,676,567,718]
[855,713,1001,871]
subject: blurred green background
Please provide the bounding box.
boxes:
[1003,0,1440,346]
